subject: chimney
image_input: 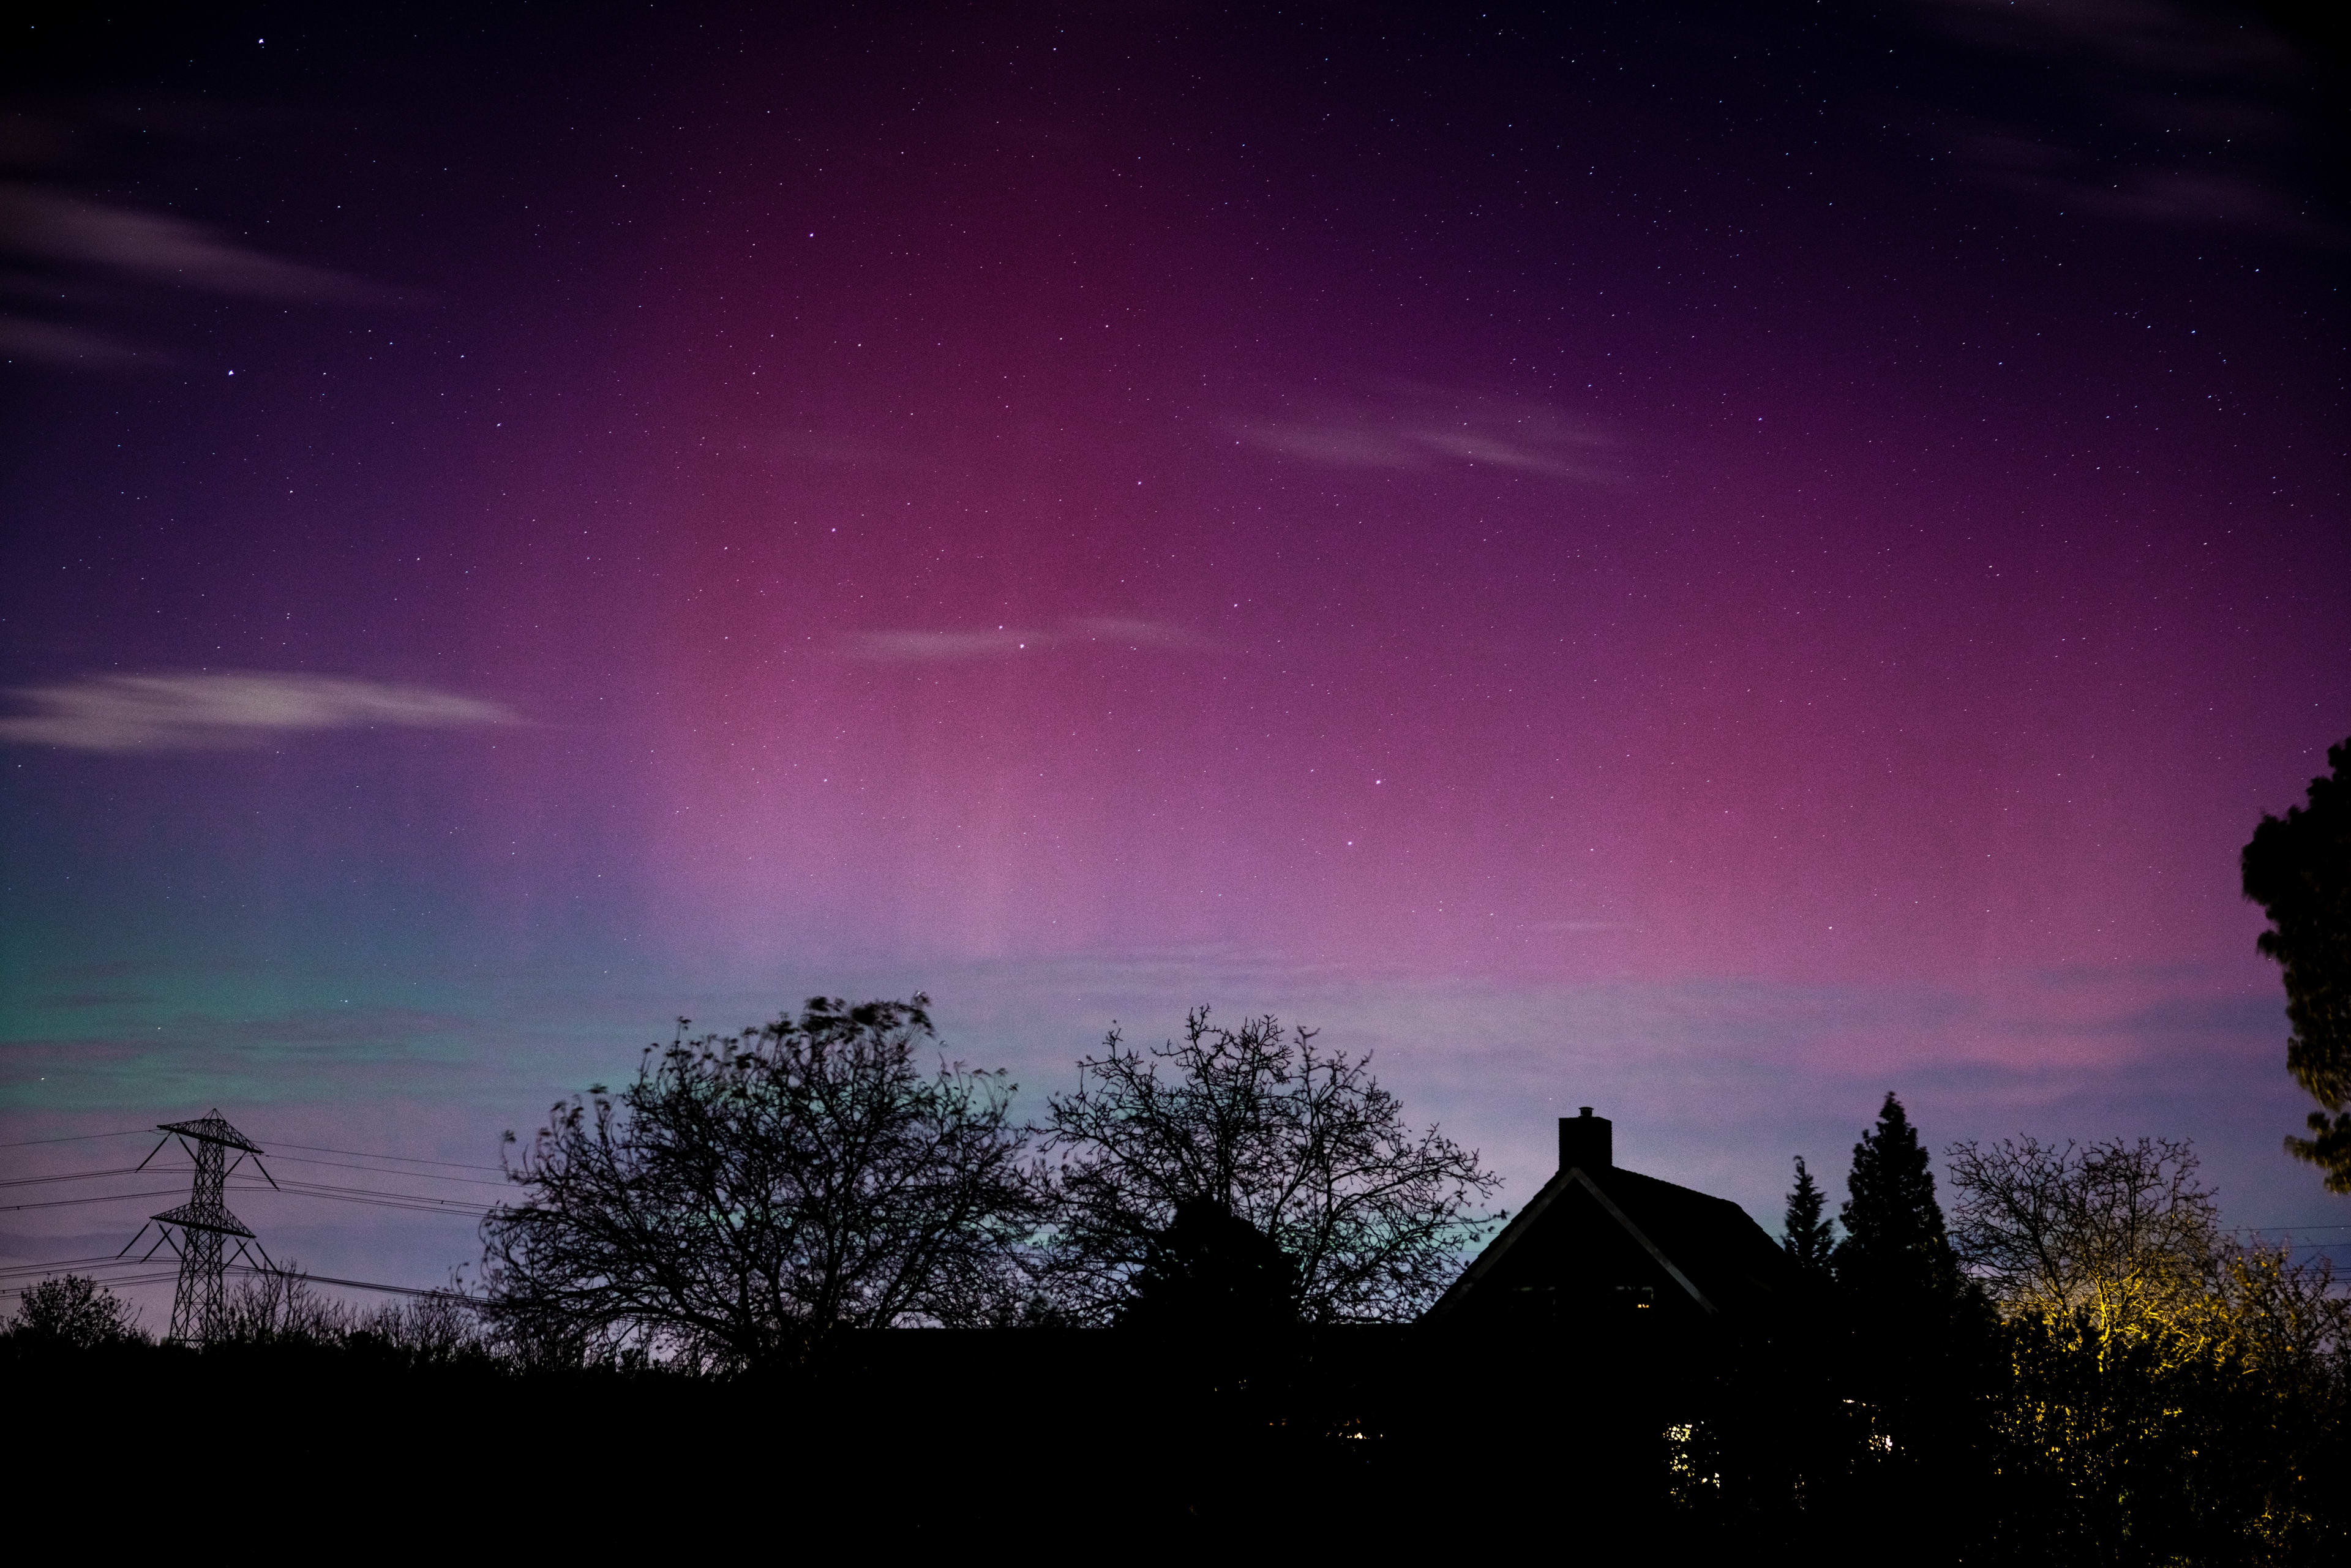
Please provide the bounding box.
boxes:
[1559,1107,1612,1172]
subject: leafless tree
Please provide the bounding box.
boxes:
[216,1265,358,1345]
[482,996,1037,1368]
[1033,1007,1501,1324]
[1944,1136,2221,1355]
[349,1289,490,1362]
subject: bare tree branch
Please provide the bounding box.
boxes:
[1032,1007,1501,1325]
[481,996,1038,1368]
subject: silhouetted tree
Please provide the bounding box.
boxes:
[1813,1096,2000,1551]
[1121,1197,1302,1335]
[1033,1007,1501,1324]
[1782,1155,1837,1276]
[482,996,1037,1368]
[6,1274,142,1347]
[1836,1092,1967,1310]
[2242,735,2351,1191]
[216,1266,354,1346]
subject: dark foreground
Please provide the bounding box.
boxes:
[13,1322,2347,1562]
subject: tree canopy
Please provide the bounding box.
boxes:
[2242,735,2351,1191]
[1032,1007,1501,1325]
[6,1274,141,1348]
[1120,1196,1302,1335]
[481,996,1036,1367]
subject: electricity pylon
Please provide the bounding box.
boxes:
[118,1111,278,1345]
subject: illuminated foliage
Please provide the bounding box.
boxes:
[1951,1133,2351,1560]
[1945,1136,2221,1369]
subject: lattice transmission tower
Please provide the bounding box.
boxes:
[118,1111,279,1345]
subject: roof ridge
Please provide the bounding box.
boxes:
[1426,1161,1727,1318]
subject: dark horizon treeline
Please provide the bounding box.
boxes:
[10,1023,2349,1558]
[11,1216,2345,1561]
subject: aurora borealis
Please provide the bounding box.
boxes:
[4,1,2347,1304]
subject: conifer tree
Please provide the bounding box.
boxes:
[1782,1155,1837,1275]
[1835,1092,1965,1307]
[1832,1092,1992,1472]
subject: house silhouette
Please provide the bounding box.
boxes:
[1427,1108,1795,1327]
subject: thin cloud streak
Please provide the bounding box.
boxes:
[838,618,1212,662]
[0,315,147,366]
[1231,382,1614,479]
[0,185,398,302]
[1905,0,2340,242]
[0,163,407,366]
[0,672,518,752]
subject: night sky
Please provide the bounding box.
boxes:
[5,1,2347,1309]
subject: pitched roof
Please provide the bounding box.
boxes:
[1428,1159,1793,1320]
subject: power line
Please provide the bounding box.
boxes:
[222,1265,475,1300]
[2,1184,490,1215]
[0,1128,506,1172]
[0,1253,162,1278]
[261,1153,511,1187]
[0,1165,152,1190]
[1,1187,190,1213]
[0,1127,154,1150]
[1,1269,184,1299]
[0,1154,504,1206]
[0,1255,472,1304]
[264,1140,504,1173]
[0,1166,510,1213]
[227,1180,490,1218]
[2230,1223,2351,1233]
[0,1261,181,1285]
[3,1117,490,1332]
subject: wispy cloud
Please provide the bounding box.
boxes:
[1911,0,2295,77]
[0,106,405,367]
[0,314,144,366]
[1231,381,1613,479]
[1944,116,2335,241]
[1066,617,1214,648]
[0,672,517,752]
[841,629,1043,662]
[0,185,395,302]
[838,618,1213,663]
[1903,0,2338,242]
